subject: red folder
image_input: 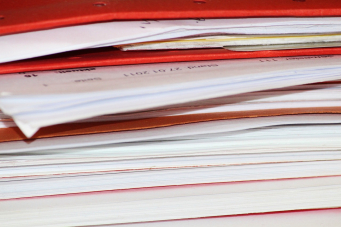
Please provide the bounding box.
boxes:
[2,47,341,75]
[2,0,341,36]
[2,0,341,74]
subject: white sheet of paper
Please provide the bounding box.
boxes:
[1,160,341,200]
[0,176,339,226]
[1,176,341,227]
[2,114,341,154]
[2,150,341,178]
[108,208,341,227]
[1,122,341,167]
[2,81,341,129]
[2,55,341,137]
[2,17,341,63]
[119,34,341,51]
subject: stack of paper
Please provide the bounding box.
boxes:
[119,34,341,51]
[2,6,341,227]
[3,17,341,64]
[2,57,341,225]
[2,55,341,137]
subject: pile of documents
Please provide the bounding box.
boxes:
[2,11,341,227]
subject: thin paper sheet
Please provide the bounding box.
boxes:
[2,114,341,154]
[119,34,341,51]
[2,17,341,63]
[1,55,341,137]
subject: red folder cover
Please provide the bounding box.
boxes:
[2,0,341,74]
[2,0,341,36]
[1,47,341,75]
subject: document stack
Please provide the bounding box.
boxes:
[2,0,341,226]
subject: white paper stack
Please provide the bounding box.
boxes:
[1,54,341,226]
